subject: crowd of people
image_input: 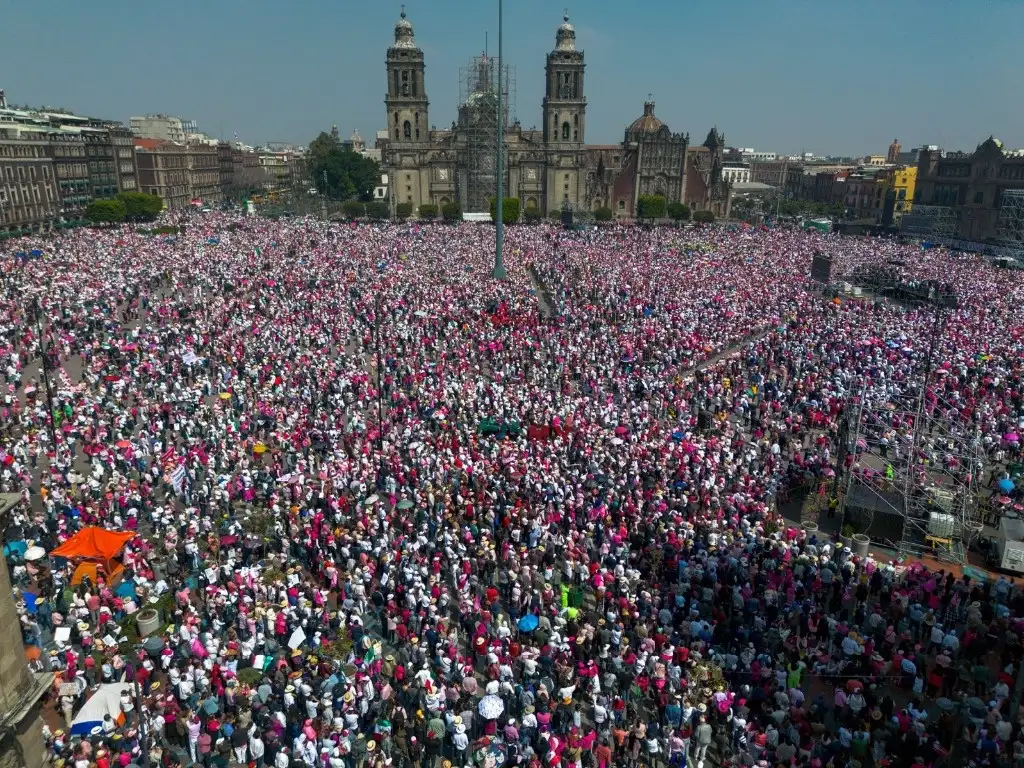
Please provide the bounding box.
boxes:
[3,213,1024,768]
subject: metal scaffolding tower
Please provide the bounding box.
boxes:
[997,189,1024,247]
[900,204,959,239]
[457,54,515,214]
[839,305,984,564]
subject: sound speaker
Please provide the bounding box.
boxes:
[810,251,833,283]
[561,208,574,228]
[697,410,712,431]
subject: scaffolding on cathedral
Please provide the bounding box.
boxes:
[996,189,1024,249]
[458,54,515,214]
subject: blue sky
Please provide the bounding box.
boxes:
[2,0,1021,156]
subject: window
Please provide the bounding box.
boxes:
[562,122,570,140]
[974,191,983,204]
[403,121,411,139]
[618,199,625,210]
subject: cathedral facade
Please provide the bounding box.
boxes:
[381,10,730,220]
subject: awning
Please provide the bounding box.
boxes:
[50,527,135,561]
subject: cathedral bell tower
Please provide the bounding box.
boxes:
[542,11,586,146]
[385,7,429,146]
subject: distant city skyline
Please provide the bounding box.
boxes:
[1,0,1021,156]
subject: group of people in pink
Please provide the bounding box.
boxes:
[1,211,1023,768]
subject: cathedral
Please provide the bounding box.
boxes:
[381,9,730,220]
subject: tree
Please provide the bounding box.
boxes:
[306,131,380,201]
[593,206,614,223]
[522,208,542,224]
[365,201,389,220]
[418,203,439,220]
[636,194,666,221]
[395,202,413,220]
[666,202,690,224]
[116,191,162,222]
[488,197,521,225]
[85,198,127,224]
[441,201,462,222]
[693,209,716,224]
[342,200,365,219]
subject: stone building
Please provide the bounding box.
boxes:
[0,123,60,234]
[911,137,1024,242]
[135,139,190,210]
[381,8,730,219]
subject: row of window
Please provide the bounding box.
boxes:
[0,144,46,158]
[56,164,88,178]
[2,164,51,183]
[0,202,54,223]
[0,182,55,204]
[52,145,86,158]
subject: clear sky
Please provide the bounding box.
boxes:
[2,0,1021,156]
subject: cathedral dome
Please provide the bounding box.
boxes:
[628,101,665,135]
[393,7,417,49]
[555,12,576,52]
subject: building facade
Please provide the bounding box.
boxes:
[110,124,139,192]
[135,139,189,210]
[49,129,91,218]
[187,142,222,204]
[130,114,186,143]
[911,137,1024,242]
[82,127,119,201]
[0,123,60,234]
[382,10,729,219]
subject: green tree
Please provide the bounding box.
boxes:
[522,208,542,224]
[116,191,163,222]
[666,202,691,224]
[307,131,380,201]
[693,209,716,224]
[488,197,521,225]
[593,206,614,223]
[85,198,127,224]
[365,201,389,220]
[637,194,666,221]
[418,203,439,220]
[395,202,413,220]
[441,201,462,222]
[342,200,365,219]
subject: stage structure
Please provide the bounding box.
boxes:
[900,204,959,239]
[996,189,1024,249]
[839,299,983,564]
[457,53,515,214]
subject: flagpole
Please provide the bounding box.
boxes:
[492,0,507,280]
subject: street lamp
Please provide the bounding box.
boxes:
[492,0,507,279]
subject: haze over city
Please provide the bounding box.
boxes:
[2,0,1022,155]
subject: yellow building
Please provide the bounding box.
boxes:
[880,165,916,224]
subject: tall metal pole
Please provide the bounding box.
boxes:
[492,0,507,279]
[33,297,60,459]
[374,294,385,488]
[322,170,328,219]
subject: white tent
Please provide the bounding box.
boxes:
[71,683,125,736]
